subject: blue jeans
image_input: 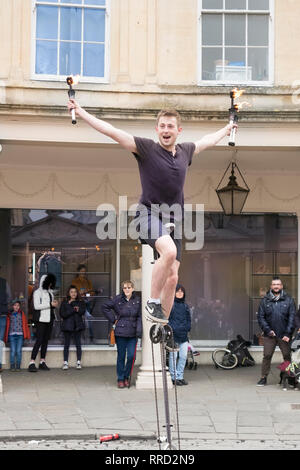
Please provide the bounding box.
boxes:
[0,316,7,368]
[168,341,188,381]
[115,336,137,381]
[9,334,24,368]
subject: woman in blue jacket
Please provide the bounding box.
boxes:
[102,280,142,388]
[168,284,191,386]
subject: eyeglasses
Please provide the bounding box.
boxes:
[123,287,133,289]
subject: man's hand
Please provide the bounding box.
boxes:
[51,300,58,308]
[68,98,81,117]
[268,330,276,337]
[282,336,290,342]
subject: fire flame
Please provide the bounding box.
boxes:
[236,101,251,110]
[66,74,81,86]
[231,88,245,99]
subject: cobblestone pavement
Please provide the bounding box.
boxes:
[0,438,300,450]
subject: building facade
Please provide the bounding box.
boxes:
[0,0,300,346]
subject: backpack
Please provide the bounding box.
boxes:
[28,289,40,323]
[227,335,255,367]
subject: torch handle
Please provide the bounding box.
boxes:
[71,108,77,125]
[228,122,236,147]
[228,115,238,147]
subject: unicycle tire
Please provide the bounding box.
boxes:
[212,348,238,370]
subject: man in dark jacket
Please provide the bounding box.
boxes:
[102,281,142,388]
[168,284,191,386]
[257,277,295,386]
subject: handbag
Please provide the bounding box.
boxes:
[108,319,118,347]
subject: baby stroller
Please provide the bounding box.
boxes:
[185,341,200,370]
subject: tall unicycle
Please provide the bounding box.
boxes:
[149,323,180,450]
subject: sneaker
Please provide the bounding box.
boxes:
[257,377,267,387]
[10,366,16,372]
[178,379,188,386]
[28,363,37,372]
[145,302,168,324]
[124,378,130,387]
[62,362,69,370]
[172,379,183,386]
[39,362,50,371]
[15,368,21,372]
[76,361,82,370]
[118,380,125,389]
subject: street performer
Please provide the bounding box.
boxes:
[67,99,236,326]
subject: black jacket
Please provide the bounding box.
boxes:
[257,290,295,338]
[59,299,86,332]
[102,292,142,338]
[169,298,191,344]
[0,277,8,316]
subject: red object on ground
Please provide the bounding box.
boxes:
[99,433,120,443]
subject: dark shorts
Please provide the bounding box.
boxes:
[135,208,182,262]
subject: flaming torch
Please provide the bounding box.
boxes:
[228,88,245,147]
[66,75,80,125]
[228,89,251,146]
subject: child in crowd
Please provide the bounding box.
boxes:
[4,301,30,371]
[59,285,86,370]
[168,284,191,386]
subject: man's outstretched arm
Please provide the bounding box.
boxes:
[193,123,236,155]
[68,99,137,153]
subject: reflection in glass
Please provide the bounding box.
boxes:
[248,47,268,81]
[248,15,269,46]
[248,0,269,10]
[225,14,245,46]
[83,44,105,77]
[225,0,246,9]
[36,41,57,75]
[60,42,81,76]
[36,6,58,40]
[84,0,106,4]
[60,7,82,41]
[202,0,223,9]
[84,9,106,42]
[202,47,222,80]
[202,14,222,46]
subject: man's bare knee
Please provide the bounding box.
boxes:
[156,246,176,265]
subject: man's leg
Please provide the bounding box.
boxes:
[160,259,180,318]
[277,338,292,363]
[261,336,277,378]
[151,235,177,306]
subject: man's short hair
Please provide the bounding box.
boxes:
[271,277,283,284]
[156,109,182,127]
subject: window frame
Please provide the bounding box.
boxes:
[197,0,274,87]
[31,0,110,83]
